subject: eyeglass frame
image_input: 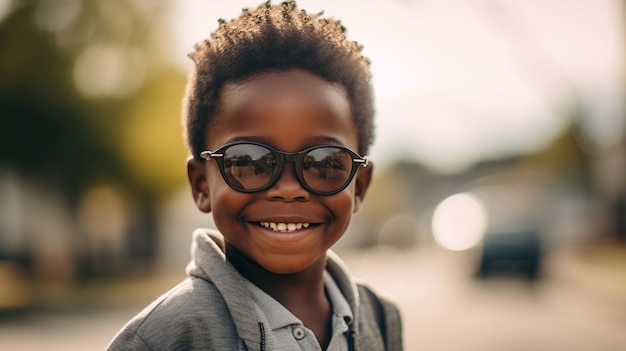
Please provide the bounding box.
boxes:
[200,141,369,195]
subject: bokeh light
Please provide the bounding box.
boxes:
[432,192,488,251]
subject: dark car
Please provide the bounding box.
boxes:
[478,229,542,280]
[468,178,551,281]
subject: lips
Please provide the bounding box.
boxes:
[259,222,311,232]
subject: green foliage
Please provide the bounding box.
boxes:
[0,4,110,197]
[0,1,187,203]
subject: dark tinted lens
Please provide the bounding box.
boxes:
[222,144,276,190]
[302,147,353,192]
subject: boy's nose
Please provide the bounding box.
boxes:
[266,162,309,201]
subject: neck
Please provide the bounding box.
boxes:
[225,242,327,305]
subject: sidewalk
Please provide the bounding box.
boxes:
[549,244,626,303]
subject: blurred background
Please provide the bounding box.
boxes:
[0,0,625,350]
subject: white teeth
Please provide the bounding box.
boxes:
[259,222,311,232]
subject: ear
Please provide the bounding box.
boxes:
[353,161,374,213]
[187,156,212,213]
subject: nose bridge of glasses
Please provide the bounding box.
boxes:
[274,151,303,179]
[280,151,301,164]
[264,150,310,198]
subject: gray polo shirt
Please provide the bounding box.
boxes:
[244,271,352,351]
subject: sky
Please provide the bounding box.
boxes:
[170,0,625,173]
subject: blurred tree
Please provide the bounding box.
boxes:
[0,0,189,272]
[0,1,114,200]
[0,0,188,198]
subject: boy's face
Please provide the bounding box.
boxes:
[188,69,373,274]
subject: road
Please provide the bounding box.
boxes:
[346,245,626,351]
[1,245,625,351]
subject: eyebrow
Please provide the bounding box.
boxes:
[224,135,346,147]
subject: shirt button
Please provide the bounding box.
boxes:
[292,326,306,340]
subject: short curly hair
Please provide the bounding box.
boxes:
[182,1,374,159]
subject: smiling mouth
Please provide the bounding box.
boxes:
[259,222,311,232]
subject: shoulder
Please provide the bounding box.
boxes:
[357,283,401,321]
[356,283,404,351]
[106,277,239,350]
[136,277,231,326]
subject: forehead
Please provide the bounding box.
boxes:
[220,70,349,118]
[207,69,357,150]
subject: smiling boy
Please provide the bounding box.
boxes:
[107,2,402,350]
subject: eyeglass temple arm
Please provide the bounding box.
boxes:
[199,151,222,160]
[355,156,369,167]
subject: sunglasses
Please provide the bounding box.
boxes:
[200,141,368,195]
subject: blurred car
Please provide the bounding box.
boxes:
[466,174,553,281]
[478,229,542,280]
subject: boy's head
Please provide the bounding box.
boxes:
[182,1,374,159]
[185,1,375,274]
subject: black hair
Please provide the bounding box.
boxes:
[182,1,374,159]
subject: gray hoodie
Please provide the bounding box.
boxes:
[106,229,403,350]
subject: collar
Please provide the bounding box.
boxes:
[324,270,354,326]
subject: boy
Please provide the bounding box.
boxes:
[107,1,403,350]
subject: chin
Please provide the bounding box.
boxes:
[261,255,322,275]
[263,263,310,275]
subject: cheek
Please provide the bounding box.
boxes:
[329,187,357,225]
[210,189,251,239]
[207,169,245,221]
